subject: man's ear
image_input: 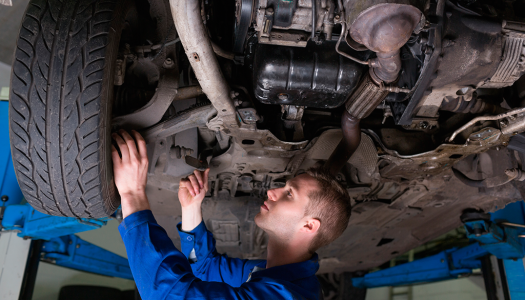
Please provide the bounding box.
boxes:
[302,218,321,234]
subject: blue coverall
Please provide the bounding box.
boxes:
[118,210,322,299]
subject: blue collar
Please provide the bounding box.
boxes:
[250,253,319,282]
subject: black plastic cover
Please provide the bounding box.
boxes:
[253,42,365,109]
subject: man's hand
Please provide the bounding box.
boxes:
[112,130,150,219]
[179,169,209,231]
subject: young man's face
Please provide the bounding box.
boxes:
[254,173,320,238]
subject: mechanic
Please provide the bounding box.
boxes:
[112,129,352,299]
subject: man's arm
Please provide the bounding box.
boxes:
[178,170,262,286]
[111,131,299,299]
[119,210,302,300]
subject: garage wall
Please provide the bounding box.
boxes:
[32,219,136,300]
[0,0,29,65]
[0,61,10,88]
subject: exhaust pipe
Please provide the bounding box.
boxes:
[326,3,422,175]
[169,0,238,129]
[325,111,361,175]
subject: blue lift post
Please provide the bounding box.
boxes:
[1,205,133,280]
[352,201,525,299]
[0,98,133,292]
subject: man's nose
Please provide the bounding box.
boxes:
[267,188,278,201]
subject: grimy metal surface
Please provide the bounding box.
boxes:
[169,0,238,128]
[112,85,204,129]
[349,3,422,83]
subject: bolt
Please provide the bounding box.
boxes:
[419,121,429,129]
[278,93,289,101]
[267,7,274,14]
[503,141,509,146]
[1,195,8,202]
[76,244,80,249]
[334,15,340,20]
[163,58,174,69]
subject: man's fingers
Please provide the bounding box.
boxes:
[180,180,196,197]
[119,130,140,160]
[112,133,129,163]
[111,145,121,166]
[132,130,148,158]
[193,170,204,189]
[188,175,200,195]
[204,168,210,191]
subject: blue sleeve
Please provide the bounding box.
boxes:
[118,210,298,300]
[177,220,263,287]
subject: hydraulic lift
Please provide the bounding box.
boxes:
[0,98,133,300]
[351,201,525,300]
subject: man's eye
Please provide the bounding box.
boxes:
[287,190,292,197]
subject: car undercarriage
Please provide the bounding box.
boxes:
[8,0,525,279]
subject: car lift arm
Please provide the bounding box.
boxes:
[41,234,133,280]
[352,201,525,296]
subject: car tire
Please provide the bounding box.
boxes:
[9,0,128,217]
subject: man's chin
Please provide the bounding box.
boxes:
[254,213,264,228]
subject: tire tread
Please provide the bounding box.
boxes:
[10,0,120,217]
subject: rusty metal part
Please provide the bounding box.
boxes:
[504,168,525,181]
[325,111,361,175]
[335,22,369,65]
[369,50,402,84]
[380,86,412,93]
[323,0,335,40]
[112,86,204,129]
[141,104,217,143]
[452,167,516,188]
[448,107,525,142]
[349,3,422,83]
[169,0,238,128]
[325,70,389,175]
[211,42,235,60]
[440,96,506,115]
[371,127,511,180]
[349,4,422,53]
[501,112,525,136]
[402,118,439,131]
[345,72,389,119]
